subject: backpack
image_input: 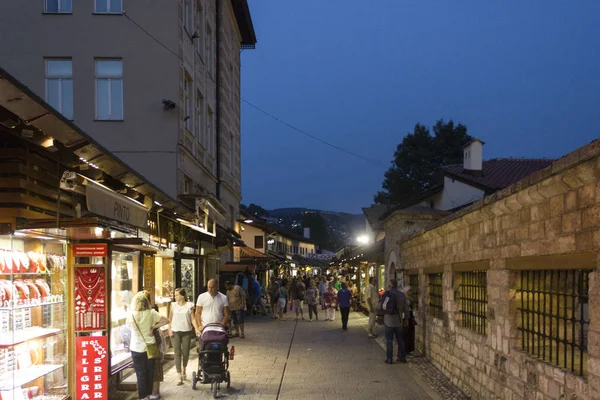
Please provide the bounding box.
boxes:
[297,283,306,301]
[378,290,398,315]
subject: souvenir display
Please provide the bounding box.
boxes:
[0,238,67,400]
[74,267,106,331]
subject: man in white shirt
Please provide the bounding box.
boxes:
[366,277,380,338]
[195,278,230,333]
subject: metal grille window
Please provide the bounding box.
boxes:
[428,273,443,319]
[408,274,419,311]
[458,271,488,335]
[517,270,590,376]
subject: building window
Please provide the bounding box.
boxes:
[254,236,263,250]
[45,0,72,13]
[45,59,73,120]
[458,271,487,335]
[206,24,213,74]
[184,73,192,132]
[229,133,235,172]
[516,269,590,376]
[183,175,192,194]
[95,0,122,13]
[428,273,443,319]
[196,1,204,56]
[407,274,419,311]
[95,59,123,120]
[183,0,192,34]
[195,90,204,145]
[206,106,214,156]
[229,62,234,104]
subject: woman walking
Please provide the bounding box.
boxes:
[168,288,197,385]
[128,291,168,400]
[277,283,288,320]
[323,282,338,321]
[305,280,319,321]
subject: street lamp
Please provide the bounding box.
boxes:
[357,235,369,244]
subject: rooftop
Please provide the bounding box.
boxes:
[443,158,554,192]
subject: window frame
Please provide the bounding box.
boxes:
[45,58,73,120]
[195,90,204,146]
[229,133,235,172]
[195,0,204,57]
[95,58,124,121]
[94,0,123,14]
[428,273,443,319]
[457,270,488,335]
[254,236,264,250]
[44,0,72,13]
[205,23,213,75]
[183,0,193,36]
[183,73,192,132]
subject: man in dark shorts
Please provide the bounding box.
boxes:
[225,281,246,338]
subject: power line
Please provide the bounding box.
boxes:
[123,10,386,167]
[242,99,387,166]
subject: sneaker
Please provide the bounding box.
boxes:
[384,359,393,364]
[309,319,313,322]
[368,334,378,338]
[149,395,161,400]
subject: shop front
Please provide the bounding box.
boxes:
[0,230,69,400]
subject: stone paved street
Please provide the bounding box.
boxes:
[116,308,459,400]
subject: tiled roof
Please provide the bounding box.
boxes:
[442,158,554,192]
[362,204,389,230]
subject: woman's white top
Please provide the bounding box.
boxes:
[127,309,161,353]
[171,301,195,332]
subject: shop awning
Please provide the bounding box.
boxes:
[239,246,271,260]
[220,263,256,273]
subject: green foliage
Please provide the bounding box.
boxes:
[375,119,472,205]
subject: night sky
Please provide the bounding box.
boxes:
[240,0,600,214]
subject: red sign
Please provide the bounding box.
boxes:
[75,267,107,331]
[76,336,109,400]
[73,244,107,257]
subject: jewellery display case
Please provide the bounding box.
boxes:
[110,250,139,374]
[0,234,68,400]
[154,256,174,319]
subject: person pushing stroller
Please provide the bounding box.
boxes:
[195,279,230,338]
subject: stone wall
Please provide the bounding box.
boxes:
[391,139,600,400]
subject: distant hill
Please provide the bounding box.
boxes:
[241,204,364,251]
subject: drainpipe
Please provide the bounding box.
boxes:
[215,0,222,200]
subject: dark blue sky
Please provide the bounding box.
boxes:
[240,0,600,214]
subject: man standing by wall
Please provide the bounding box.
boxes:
[381,279,409,364]
[365,277,379,338]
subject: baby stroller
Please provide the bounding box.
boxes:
[192,323,231,398]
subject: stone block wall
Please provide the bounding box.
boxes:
[392,139,600,400]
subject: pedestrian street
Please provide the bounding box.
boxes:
[116,308,442,400]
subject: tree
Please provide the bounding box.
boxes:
[244,203,269,218]
[374,119,472,205]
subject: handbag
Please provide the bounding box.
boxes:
[132,314,161,360]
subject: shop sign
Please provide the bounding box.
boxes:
[73,244,108,257]
[86,181,148,228]
[76,335,108,400]
[305,253,335,260]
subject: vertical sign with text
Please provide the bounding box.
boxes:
[76,336,108,400]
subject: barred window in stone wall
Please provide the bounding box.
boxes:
[516,269,590,376]
[458,271,487,335]
[408,274,419,311]
[428,273,443,319]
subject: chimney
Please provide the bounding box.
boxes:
[463,138,485,176]
[303,227,311,239]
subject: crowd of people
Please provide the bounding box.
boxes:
[126,273,417,400]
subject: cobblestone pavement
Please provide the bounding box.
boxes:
[115,307,465,400]
[372,327,470,400]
